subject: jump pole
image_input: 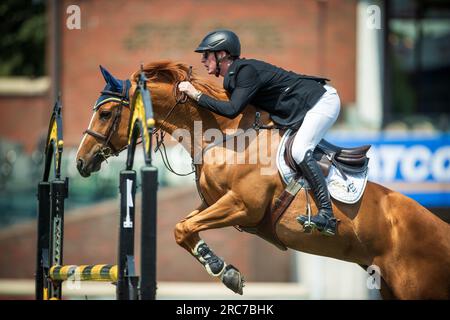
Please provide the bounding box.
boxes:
[124,66,158,300]
[35,70,158,299]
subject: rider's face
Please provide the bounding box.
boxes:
[201,51,217,75]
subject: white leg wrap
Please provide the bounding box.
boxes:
[192,240,226,277]
[192,240,206,262]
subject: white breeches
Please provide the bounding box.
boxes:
[292,85,341,164]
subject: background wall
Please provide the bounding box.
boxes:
[0,0,356,152]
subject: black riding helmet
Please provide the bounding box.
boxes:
[195,29,241,57]
[195,29,241,77]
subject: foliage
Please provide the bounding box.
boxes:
[0,0,46,76]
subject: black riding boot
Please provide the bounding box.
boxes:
[296,150,337,236]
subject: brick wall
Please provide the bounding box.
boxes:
[0,0,356,151]
[61,0,355,148]
[0,95,50,153]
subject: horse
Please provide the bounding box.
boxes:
[76,61,450,299]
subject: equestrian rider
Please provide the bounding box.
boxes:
[178,29,340,236]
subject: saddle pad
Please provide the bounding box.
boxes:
[276,130,369,204]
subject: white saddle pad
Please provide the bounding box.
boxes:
[276,130,369,204]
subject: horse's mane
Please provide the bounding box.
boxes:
[129,60,267,130]
[131,60,227,100]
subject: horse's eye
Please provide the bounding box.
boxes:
[99,110,112,120]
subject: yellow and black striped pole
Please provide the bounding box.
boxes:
[49,264,118,282]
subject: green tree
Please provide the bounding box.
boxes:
[0,0,46,77]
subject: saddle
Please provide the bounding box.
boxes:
[284,132,371,178]
[239,131,371,250]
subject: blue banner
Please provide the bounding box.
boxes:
[327,132,450,207]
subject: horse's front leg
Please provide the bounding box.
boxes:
[178,202,208,224]
[174,190,252,295]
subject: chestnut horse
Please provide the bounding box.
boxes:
[76,61,450,299]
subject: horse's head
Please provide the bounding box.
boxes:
[76,61,231,177]
[76,66,132,177]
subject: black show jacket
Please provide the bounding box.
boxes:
[198,58,329,127]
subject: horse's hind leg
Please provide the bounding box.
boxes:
[174,190,252,295]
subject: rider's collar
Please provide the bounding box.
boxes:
[223,59,242,91]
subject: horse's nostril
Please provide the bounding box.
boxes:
[77,158,84,171]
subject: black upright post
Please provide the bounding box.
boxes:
[47,178,68,299]
[35,182,50,300]
[35,97,66,300]
[118,170,137,300]
[140,166,158,300]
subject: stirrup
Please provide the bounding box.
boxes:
[297,185,313,233]
[296,215,313,233]
[297,213,337,236]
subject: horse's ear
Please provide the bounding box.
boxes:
[99,65,122,89]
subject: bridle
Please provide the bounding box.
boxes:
[82,67,203,203]
[83,80,130,160]
[83,67,194,164]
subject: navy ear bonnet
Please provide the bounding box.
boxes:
[94,65,131,110]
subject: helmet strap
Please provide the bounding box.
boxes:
[213,52,221,77]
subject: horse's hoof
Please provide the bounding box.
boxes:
[221,265,244,295]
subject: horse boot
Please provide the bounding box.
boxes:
[296,150,337,236]
[192,240,245,294]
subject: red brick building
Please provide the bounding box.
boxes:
[0,0,356,152]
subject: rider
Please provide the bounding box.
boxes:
[178,29,340,236]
